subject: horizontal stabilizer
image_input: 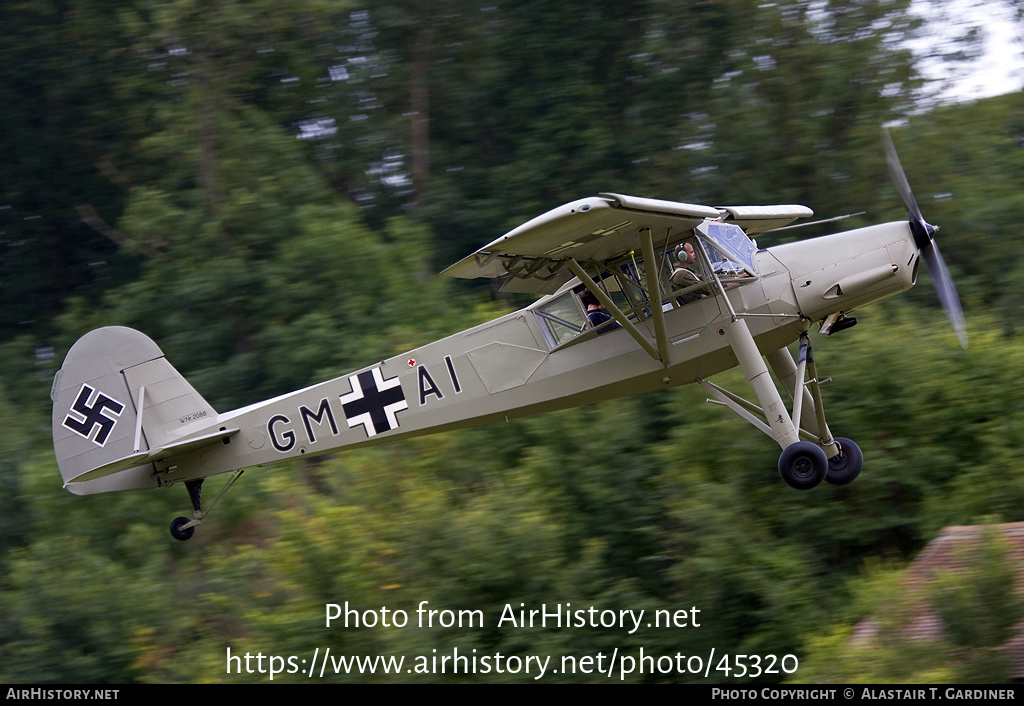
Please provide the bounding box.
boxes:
[66,427,239,484]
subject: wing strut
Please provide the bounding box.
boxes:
[565,259,663,363]
[638,227,670,364]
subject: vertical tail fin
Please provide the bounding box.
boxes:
[52,326,217,495]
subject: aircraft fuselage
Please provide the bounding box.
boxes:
[140,220,917,489]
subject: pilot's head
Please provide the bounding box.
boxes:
[676,242,696,264]
[579,290,600,309]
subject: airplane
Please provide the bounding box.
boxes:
[50,133,965,540]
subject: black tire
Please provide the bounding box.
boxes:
[170,516,195,542]
[825,438,863,486]
[778,441,828,490]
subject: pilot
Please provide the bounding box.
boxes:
[671,242,707,303]
[580,290,620,333]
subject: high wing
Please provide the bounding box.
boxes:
[441,194,812,293]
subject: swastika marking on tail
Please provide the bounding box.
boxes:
[63,384,125,447]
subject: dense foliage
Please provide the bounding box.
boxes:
[2,0,1022,683]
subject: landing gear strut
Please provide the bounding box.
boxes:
[825,437,863,486]
[169,470,245,541]
[701,321,865,490]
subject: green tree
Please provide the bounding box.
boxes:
[0,1,146,335]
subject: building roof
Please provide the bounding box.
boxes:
[852,522,1024,677]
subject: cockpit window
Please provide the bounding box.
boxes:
[698,222,757,275]
[535,291,588,346]
[532,222,759,350]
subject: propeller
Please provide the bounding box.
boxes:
[882,129,967,349]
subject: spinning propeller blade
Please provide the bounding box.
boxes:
[883,129,967,349]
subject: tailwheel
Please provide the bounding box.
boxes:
[778,441,828,490]
[168,478,204,541]
[167,470,245,541]
[170,516,195,541]
[825,437,863,486]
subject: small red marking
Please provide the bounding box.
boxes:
[407,358,416,367]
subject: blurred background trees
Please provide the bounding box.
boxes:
[2,0,1023,682]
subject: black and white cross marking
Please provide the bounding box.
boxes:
[62,384,125,447]
[339,368,408,437]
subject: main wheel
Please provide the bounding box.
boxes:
[825,437,863,486]
[778,441,828,490]
[170,516,195,542]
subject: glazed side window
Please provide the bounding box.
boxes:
[535,292,588,346]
